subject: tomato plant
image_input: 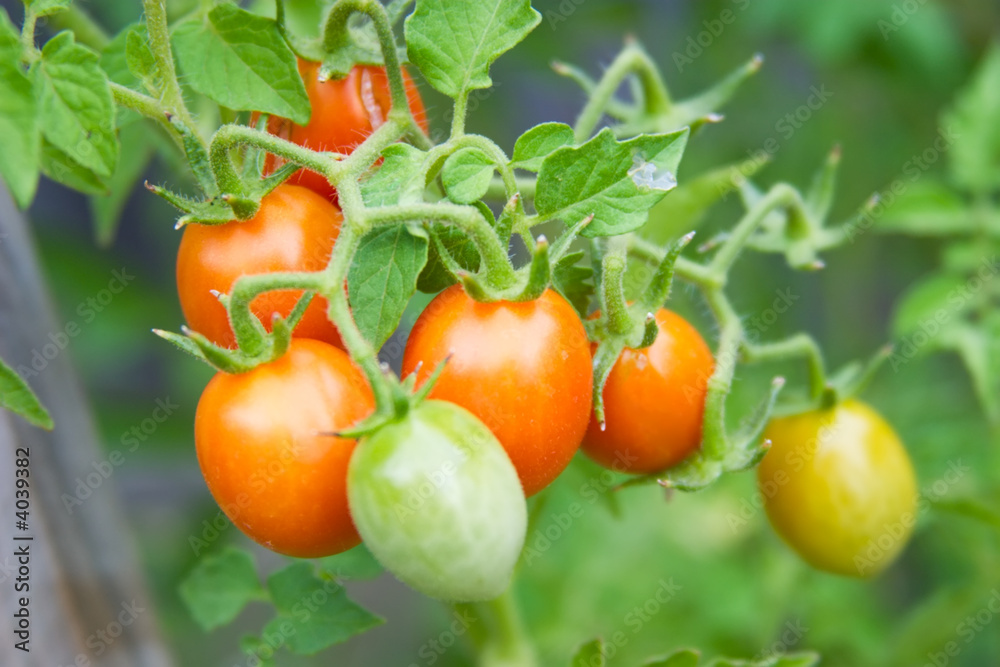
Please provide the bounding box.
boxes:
[401,285,592,496]
[2,0,998,665]
[757,400,918,577]
[195,338,373,558]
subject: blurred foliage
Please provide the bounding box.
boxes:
[4,0,1000,665]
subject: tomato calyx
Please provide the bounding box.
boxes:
[330,355,452,440]
[777,344,895,418]
[148,115,302,227]
[155,291,316,374]
[589,231,694,426]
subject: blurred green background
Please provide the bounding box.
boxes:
[7,0,1000,665]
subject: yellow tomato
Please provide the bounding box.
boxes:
[757,400,917,577]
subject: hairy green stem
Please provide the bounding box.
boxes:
[365,203,518,290]
[210,124,342,185]
[322,0,409,113]
[573,42,671,142]
[109,82,185,149]
[708,184,800,281]
[451,89,469,139]
[743,334,827,401]
[142,0,199,137]
[319,222,397,411]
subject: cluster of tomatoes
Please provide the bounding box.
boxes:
[179,59,917,600]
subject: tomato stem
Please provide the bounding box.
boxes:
[573,40,672,143]
[466,589,537,667]
[322,0,411,117]
[142,0,201,146]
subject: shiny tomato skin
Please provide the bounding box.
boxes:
[176,184,342,349]
[262,60,428,201]
[582,309,713,474]
[348,400,527,602]
[401,286,593,496]
[757,400,918,577]
[195,339,374,558]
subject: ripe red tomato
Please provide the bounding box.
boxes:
[401,286,593,496]
[176,183,342,349]
[195,339,374,558]
[260,59,429,201]
[582,309,713,473]
[757,400,917,577]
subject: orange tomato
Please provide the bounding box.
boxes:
[176,183,342,349]
[401,286,593,496]
[582,309,713,473]
[195,339,374,558]
[260,60,428,201]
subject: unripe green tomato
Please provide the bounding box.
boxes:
[757,399,918,577]
[347,400,527,601]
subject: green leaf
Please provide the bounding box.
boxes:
[40,139,110,195]
[179,547,265,631]
[126,29,158,92]
[89,122,155,246]
[266,562,383,655]
[348,225,429,349]
[361,143,427,207]
[405,0,541,98]
[571,639,606,667]
[442,147,495,204]
[101,24,141,89]
[0,357,52,429]
[552,251,594,316]
[32,31,118,180]
[942,41,1000,194]
[0,11,40,208]
[319,544,383,581]
[511,122,574,171]
[891,271,973,340]
[25,0,71,18]
[642,157,769,245]
[536,128,689,237]
[644,648,701,666]
[875,179,989,236]
[239,636,277,667]
[418,224,480,293]
[173,4,310,123]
